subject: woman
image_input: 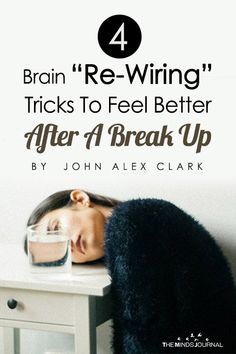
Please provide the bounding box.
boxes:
[25,189,236,353]
[25,189,119,263]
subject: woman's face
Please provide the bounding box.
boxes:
[38,203,107,263]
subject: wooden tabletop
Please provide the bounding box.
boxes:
[0,244,111,296]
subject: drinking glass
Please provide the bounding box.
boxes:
[27,223,71,274]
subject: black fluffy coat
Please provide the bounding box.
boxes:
[105,199,236,354]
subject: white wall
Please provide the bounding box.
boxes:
[1,177,236,277]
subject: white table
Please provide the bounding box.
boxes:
[0,244,112,354]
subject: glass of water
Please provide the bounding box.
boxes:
[27,224,71,274]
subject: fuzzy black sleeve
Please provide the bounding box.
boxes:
[105,199,236,354]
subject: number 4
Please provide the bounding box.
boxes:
[109,23,128,51]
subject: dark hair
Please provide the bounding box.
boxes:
[24,189,120,254]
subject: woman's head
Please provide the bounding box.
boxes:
[25,189,120,263]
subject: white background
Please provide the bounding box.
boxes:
[0,0,236,353]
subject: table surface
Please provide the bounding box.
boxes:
[0,244,111,296]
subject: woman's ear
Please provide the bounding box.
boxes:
[70,189,90,207]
